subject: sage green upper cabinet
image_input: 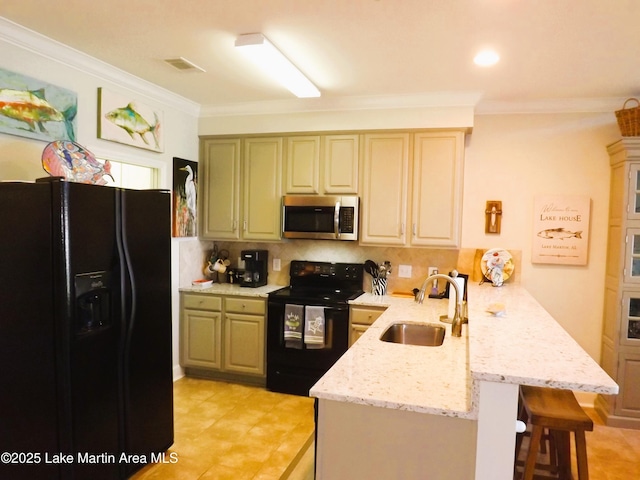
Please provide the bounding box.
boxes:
[200,137,282,241]
[323,134,359,194]
[243,137,283,241]
[360,133,411,245]
[411,131,464,248]
[200,138,241,240]
[200,130,462,246]
[285,136,321,194]
[360,130,465,248]
[285,134,359,195]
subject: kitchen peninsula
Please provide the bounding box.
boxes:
[311,283,618,480]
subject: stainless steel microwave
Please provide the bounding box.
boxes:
[282,195,359,241]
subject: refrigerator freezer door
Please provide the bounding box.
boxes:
[0,182,60,479]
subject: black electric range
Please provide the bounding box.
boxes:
[266,260,363,396]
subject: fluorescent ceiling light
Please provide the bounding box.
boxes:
[235,33,321,98]
[474,49,500,67]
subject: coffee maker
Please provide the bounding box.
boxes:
[240,249,268,287]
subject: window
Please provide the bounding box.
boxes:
[100,158,159,190]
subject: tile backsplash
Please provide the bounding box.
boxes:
[180,238,521,293]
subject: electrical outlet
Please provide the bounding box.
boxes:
[273,258,281,271]
[428,267,439,277]
[398,265,412,278]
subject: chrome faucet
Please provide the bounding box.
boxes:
[415,270,463,337]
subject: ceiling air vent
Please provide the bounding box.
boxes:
[164,57,205,73]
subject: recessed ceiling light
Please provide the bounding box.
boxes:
[474,50,500,67]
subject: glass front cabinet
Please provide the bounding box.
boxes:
[624,228,640,283]
[598,138,640,428]
[627,163,640,220]
[622,293,640,346]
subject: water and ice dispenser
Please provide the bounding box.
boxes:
[75,271,112,334]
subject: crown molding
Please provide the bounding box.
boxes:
[475,97,626,115]
[0,16,200,117]
[201,92,627,118]
[200,91,483,118]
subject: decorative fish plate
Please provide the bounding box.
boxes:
[481,248,515,286]
[42,140,113,185]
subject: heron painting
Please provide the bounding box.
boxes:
[173,157,198,237]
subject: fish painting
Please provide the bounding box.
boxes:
[104,102,160,149]
[0,67,78,142]
[537,228,582,240]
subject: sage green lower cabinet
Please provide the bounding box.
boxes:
[181,294,222,369]
[224,297,266,376]
[180,293,266,385]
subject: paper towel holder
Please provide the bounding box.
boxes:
[439,272,469,324]
[442,272,468,301]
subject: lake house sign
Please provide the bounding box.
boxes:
[532,195,591,266]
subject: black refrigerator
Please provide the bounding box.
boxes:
[0,177,174,479]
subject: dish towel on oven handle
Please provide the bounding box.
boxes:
[284,304,303,349]
[304,306,325,349]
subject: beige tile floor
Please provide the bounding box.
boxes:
[515,407,640,480]
[131,377,640,480]
[130,377,315,480]
[579,408,640,480]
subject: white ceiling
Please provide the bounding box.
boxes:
[1,0,639,114]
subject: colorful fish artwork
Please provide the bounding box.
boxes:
[0,67,77,142]
[42,141,113,185]
[537,228,582,240]
[98,88,163,152]
[104,102,160,148]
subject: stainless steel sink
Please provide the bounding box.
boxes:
[379,323,445,346]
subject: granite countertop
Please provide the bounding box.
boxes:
[310,283,618,420]
[179,283,285,297]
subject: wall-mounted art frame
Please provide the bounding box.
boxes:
[97,87,164,152]
[0,67,77,142]
[532,195,590,265]
[172,157,198,237]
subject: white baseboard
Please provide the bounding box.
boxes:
[172,365,185,382]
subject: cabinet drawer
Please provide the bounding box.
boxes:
[225,297,265,315]
[183,294,222,311]
[350,306,386,325]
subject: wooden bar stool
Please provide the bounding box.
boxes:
[518,385,594,480]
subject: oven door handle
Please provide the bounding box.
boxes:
[323,304,349,314]
[334,200,340,238]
